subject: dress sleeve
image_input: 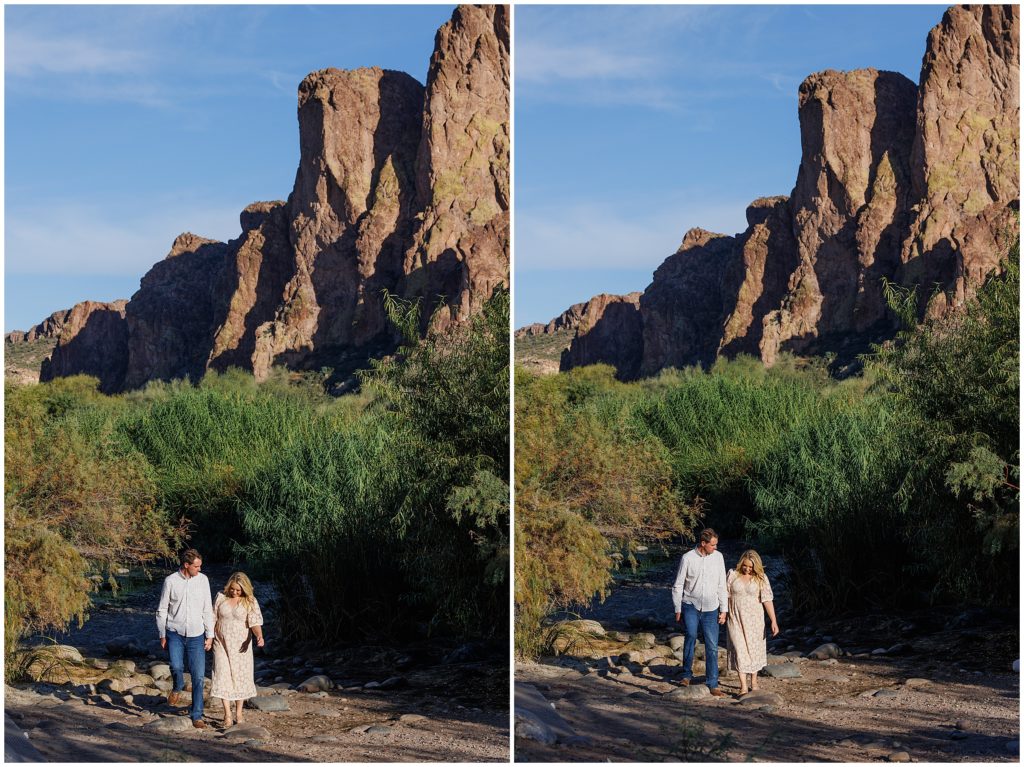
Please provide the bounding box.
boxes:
[247,598,264,628]
[760,576,775,603]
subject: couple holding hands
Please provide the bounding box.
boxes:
[672,528,780,697]
[155,548,265,728]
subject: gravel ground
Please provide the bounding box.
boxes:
[516,544,1020,762]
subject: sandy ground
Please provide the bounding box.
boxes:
[515,548,1020,763]
[5,564,509,762]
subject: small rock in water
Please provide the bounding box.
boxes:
[871,648,888,656]
[377,676,406,690]
[887,751,911,763]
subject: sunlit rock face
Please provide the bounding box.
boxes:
[541,4,1019,379]
[32,5,509,391]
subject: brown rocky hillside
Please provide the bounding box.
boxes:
[523,5,1019,379]
[11,5,509,393]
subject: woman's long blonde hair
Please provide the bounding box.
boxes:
[223,572,257,611]
[736,550,768,583]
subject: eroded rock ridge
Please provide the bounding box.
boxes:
[533,5,1019,378]
[32,5,508,392]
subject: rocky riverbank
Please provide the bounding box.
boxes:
[5,564,508,762]
[515,550,1019,762]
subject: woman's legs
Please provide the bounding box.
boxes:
[235,699,245,723]
[738,672,749,695]
[750,670,759,691]
[221,698,233,727]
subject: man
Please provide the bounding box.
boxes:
[156,548,215,728]
[671,528,728,697]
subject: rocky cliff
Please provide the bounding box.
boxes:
[30,4,508,392]
[533,4,1019,378]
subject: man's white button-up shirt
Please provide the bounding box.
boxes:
[156,570,214,639]
[671,547,729,614]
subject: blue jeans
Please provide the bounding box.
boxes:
[681,602,721,689]
[166,631,206,720]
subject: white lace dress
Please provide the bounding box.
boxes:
[211,593,263,701]
[726,570,774,674]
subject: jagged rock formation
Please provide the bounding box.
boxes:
[30,4,508,392]
[560,293,643,375]
[6,308,74,344]
[530,4,1019,379]
[39,301,129,387]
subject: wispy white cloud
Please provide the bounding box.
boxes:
[515,40,657,83]
[6,201,246,276]
[5,29,149,77]
[516,198,750,274]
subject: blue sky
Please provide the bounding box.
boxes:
[5,4,455,332]
[515,4,948,327]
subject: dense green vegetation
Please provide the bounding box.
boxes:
[515,242,1019,655]
[5,292,509,676]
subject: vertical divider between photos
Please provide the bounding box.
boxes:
[507,1,517,756]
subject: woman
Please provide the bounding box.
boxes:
[726,550,779,696]
[212,572,265,728]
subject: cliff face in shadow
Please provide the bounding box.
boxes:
[31,5,509,392]
[530,4,1019,379]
